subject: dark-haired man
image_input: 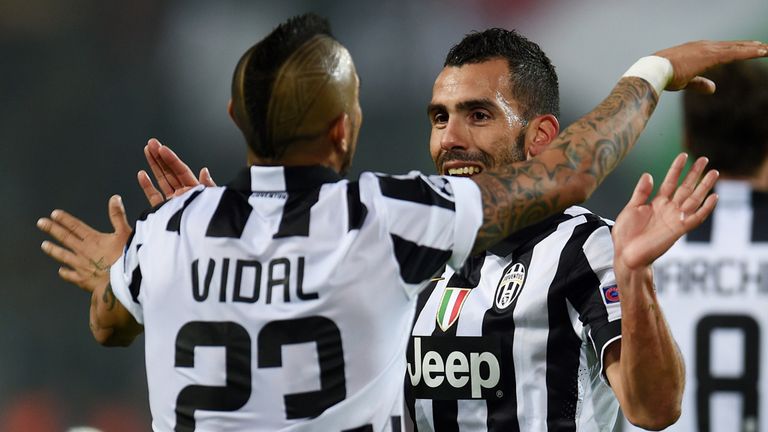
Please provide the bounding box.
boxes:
[623,61,768,432]
[405,28,694,432]
[37,13,767,432]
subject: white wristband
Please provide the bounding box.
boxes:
[622,55,674,96]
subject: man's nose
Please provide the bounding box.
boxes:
[440,119,468,151]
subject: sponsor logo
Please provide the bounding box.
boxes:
[407,336,504,400]
[436,287,472,331]
[602,284,620,304]
[494,262,526,311]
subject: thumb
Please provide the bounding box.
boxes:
[199,167,217,187]
[684,76,716,94]
[627,173,654,208]
[108,195,131,237]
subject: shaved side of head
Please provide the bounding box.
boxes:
[231,14,358,161]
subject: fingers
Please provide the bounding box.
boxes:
[681,169,719,214]
[686,193,719,232]
[137,170,165,207]
[145,139,174,197]
[626,172,654,208]
[58,267,86,287]
[108,195,131,239]
[40,240,90,273]
[37,209,97,245]
[657,153,688,198]
[157,145,199,188]
[672,157,709,206]
[199,167,217,187]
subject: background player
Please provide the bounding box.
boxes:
[37,14,768,432]
[624,60,768,432]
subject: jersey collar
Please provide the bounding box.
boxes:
[228,165,343,193]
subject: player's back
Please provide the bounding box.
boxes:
[624,179,768,432]
[110,165,482,431]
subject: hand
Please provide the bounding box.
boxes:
[138,138,216,207]
[654,40,768,93]
[612,153,719,270]
[37,195,132,293]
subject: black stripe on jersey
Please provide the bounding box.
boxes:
[687,210,713,243]
[546,220,602,432]
[166,190,203,234]
[751,190,768,242]
[273,189,320,238]
[346,182,368,231]
[482,250,530,432]
[206,189,253,238]
[341,426,372,432]
[129,244,143,303]
[273,166,333,238]
[378,176,455,210]
[391,234,453,284]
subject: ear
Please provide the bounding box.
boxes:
[329,112,350,154]
[227,99,235,122]
[524,114,560,158]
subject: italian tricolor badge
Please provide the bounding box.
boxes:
[436,287,472,331]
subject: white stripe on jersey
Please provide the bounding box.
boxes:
[110,165,483,432]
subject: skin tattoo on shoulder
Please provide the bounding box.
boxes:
[474,78,658,252]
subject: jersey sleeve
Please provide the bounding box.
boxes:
[364,171,483,296]
[109,206,161,325]
[567,221,621,382]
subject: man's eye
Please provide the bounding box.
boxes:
[433,113,447,124]
[472,111,490,121]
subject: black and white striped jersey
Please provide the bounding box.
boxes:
[624,180,768,432]
[406,206,622,432]
[109,165,482,432]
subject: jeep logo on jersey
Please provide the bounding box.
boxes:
[407,336,504,400]
[494,262,526,310]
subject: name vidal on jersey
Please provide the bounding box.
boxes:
[407,336,503,400]
[190,256,318,303]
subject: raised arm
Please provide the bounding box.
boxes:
[37,195,143,346]
[605,153,718,429]
[470,40,768,254]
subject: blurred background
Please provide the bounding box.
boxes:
[1,0,766,430]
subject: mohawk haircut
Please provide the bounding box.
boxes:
[231,13,334,159]
[444,28,560,120]
[683,61,768,177]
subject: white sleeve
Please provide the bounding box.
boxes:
[109,212,154,324]
[365,171,482,291]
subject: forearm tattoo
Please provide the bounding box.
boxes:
[473,78,657,253]
[102,283,117,311]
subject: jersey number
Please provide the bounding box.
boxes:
[696,314,760,432]
[174,317,345,431]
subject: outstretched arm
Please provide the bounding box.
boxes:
[470,40,767,254]
[37,195,143,346]
[605,153,718,430]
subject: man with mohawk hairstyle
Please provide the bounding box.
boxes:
[37,12,768,432]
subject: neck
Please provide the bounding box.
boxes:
[246,140,343,173]
[720,158,768,192]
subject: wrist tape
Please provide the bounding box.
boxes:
[622,55,674,96]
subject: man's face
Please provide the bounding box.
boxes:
[429,58,528,177]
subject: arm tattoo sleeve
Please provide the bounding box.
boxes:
[472,77,658,254]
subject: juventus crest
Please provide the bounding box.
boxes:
[494,262,526,311]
